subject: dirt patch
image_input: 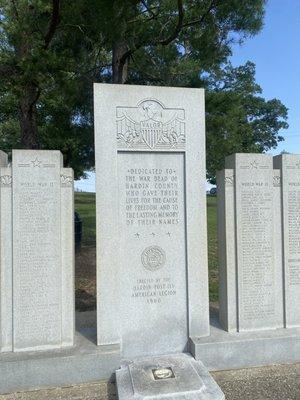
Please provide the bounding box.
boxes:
[75,246,96,311]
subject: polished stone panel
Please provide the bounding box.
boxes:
[218,154,284,332]
[0,150,74,353]
[94,84,209,357]
[274,154,300,328]
[116,353,225,400]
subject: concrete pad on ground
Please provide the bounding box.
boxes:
[0,363,299,400]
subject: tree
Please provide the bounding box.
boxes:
[0,0,106,176]
[205,62,288,182]
[103,0,267,83]
[0,0,288,180]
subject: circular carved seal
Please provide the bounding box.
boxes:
[141,246,166,271]
[152,367,174,380]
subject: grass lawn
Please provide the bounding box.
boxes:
[75,192,219,303]
[75,192,97,247]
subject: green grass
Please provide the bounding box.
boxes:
[75,192,219,301]
[75,192,96,247]
[207,196,218,301]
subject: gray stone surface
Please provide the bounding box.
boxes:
[0,311,299,396]
[0,150,75,353]
[212,363,300,400]
[116,353,224,400]
[0,326,120,394]
[190,313,300,370]
[218,153,285,332]
[0,155,11,353]
[1,363,299,400]
[94,84,209,358]
[217,169,236,332]
[274,154,300,328]
[60,167,75,346]
[228,153,281,331]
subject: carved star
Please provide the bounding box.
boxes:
[151,233,156,237]
[166,232,171,237]
[31,158,42,168]
[134,233,140,238]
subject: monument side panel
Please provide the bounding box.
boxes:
[185,89,209,338]
[0,165,12,352]
[274,155,300,327]
[60,168,75,346]
[217,169,237,332]
[234,154,280,331]
[273,169,284,327]
[12,150,63,351]
[94,86,120,346]
[118,152,187,357]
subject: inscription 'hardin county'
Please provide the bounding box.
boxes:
[117,99,185,150]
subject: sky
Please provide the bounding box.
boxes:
[75,0,300,192]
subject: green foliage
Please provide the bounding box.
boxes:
[205,62,288,181]
[74,192,220,301]
[0,0,288,179]
[75,192,96,246]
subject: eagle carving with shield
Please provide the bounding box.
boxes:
[116,99,185,150]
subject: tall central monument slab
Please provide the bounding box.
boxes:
[94,84,209,358]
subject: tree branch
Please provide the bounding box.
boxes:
[0,64,17,79]
[118,0,217,74]
[11,0,20,20]
[44,0,60,50]
[158,0,184,45]
[140,0,160,19]
[182,0,217,28]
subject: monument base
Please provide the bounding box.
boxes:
[0,312,299,395]
[0,328,120,395]
[190,315,300,370]
[116,353,224,400]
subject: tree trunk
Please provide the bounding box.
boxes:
[19,84,40,149]
[112,39,129,84]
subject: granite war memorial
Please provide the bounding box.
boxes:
[94,83,224,400]
[217,153,300,332]
[0,150,74,352]
[0,85,299,396]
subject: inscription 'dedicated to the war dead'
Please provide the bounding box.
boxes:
[235,159,276,330]
[118,153,186,309]
[123,166,180,227]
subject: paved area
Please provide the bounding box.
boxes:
[0,363,299,399]
[213,363,300,400]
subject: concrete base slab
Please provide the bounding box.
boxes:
[190,316,300,370]
[0,328,120,395]
[1,311,300,395]
[116,353,225,400]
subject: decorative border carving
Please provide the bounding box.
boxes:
[141,245,166,271]
[273,175,281,187]
[240,161,270,170]
[224,175,234,186]
[286,161,300,170]
[116,99,185,151]
[61,174,73,187]
[0,175,12,187]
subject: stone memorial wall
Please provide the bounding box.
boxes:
[274,154,300,328]
[0,150,74,352]
[94,84,209,358]
[218,153,299,332]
